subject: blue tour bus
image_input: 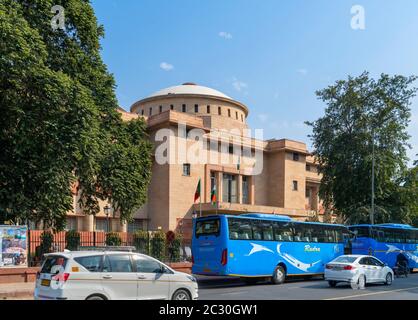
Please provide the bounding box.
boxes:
[192,213,349,284]
[349,224,418,271]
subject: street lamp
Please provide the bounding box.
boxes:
[104,205,111,232]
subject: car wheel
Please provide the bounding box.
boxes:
[86,295,106,300]
[271,265,286,285]
[172,289,191,301]
[357,274,366,289]
[385,273,393,286]
[328,280,337,288]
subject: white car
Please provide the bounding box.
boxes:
[324,255,394,288]
[34,251,198,300]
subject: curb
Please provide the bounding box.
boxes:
[1,289,34,299]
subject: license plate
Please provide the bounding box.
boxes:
[41,279,51,287]
[203,268,212,273]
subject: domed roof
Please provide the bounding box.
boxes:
[147,83,232,100]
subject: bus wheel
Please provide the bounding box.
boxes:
[271,265,286,285]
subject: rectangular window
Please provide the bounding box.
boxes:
[66,217,77,231]
[306,164,311,171]
[273,222,294,242]
[103,255,133,273]
[236,111,238,119]
[95,218,109,232]
[159,105,163,113]
[292,181,298,191]
[149,107,152,116]
[195,104,199,113]
[182,104,186,112]
[170,104,174,110]
[293,153,299,161]
[141,109,144,116]
[242,176,249,204]
[241,114,244,122]
[306,188,311,198]
[128,219,143,233]
[228,218,252,240]
[218,107,222,115]
[228,109,231,117]
[207,105,211,114]
[183,163,191,176]
[74,256,102,272]
[228,144,234,154]
[195,219,220,238]
[41,256,68,274]
[223,174,237,203]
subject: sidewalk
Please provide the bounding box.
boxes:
[0,282,34,299]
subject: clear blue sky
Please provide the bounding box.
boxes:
[91,0,418,165]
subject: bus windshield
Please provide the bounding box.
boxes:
[195,218,220,237]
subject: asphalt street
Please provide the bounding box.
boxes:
[197,273,418,300]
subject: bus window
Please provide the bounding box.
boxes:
[294,224,310,242]
[334,228,344,243]
[324,228,335,243]
[252,220,263,240]
[228,218,252,240]
[350,226,370,238]
[273,222,293,242]
[260,221,273,241]
[195,219,220,238]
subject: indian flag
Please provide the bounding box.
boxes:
[211,184,217,207]
[194,179,201,203]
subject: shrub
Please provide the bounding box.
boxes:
[66,230,80,251]
[40,231,54,259]
[151,230,166,261]
[106,232,122,246]
[133,230,149,254]
[167,232,183,262]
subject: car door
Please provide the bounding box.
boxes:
[358,257,374,282]
[369,257,386,281]
[132,255,171,300]
[101,254,138,300]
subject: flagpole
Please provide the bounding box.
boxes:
[199,184,202,218]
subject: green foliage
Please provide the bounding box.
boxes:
[106,232,122,246]
[65,230,80,251]
[151,231,166,261]
[307,72,417,224]
[0,0,152,230]
[40,231,54,256]
[133,230,150,254]
[167,232,183,262]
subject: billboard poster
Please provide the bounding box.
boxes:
[0,226,28,268]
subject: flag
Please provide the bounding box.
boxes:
[211,184,217,207]
[194,179,201,203]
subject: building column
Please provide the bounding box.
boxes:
[82,214,94,232]
[217,172,223,202]
[249,176,255,205]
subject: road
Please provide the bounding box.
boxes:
[197,274,418,300]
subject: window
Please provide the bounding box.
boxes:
[170,104,174,110]
[74,256,102,272]
[349,226,370,238]
[228,109,231,117]
[66,217,77,231]
[236,111,238,119]
[141,109,144,116]
[195,219,220,238]
[223,174,237,203]
[228,144,234,154]
[128,219,143,233]
[183,164,191,176]
[218,107,222,115]
[273,222,294,242]
[242,176,249,204]
[41,256,68,274]
[292,181,298,191]
[259,221,274,241]
[207,105,211,114]
[103,255,133,273]
[149,107,152,116]
[95,218,109,232]
[241,114,244,122]
[195,104,199,113]
[359,257,370,265]
[293,153,300,161]
[133,255,163,273]
[306,164,311,171]
[305,188,311,198]
[293,224,311,242]
[182,104,186,112]
[228,218,252,240]
[334,256,357,264]
[159,105,163,113]
[369,257,384,267]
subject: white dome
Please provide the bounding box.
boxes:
[147,83,232,100]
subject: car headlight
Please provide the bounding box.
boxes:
[186,275,197,282]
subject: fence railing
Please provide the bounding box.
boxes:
[27,230,191,267]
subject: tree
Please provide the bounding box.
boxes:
[0,1,152,230]
[307,72,417,224]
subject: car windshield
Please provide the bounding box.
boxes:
[333,256,357,263]
[195,219,220,237]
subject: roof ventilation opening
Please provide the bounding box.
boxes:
[182,82,197,86]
